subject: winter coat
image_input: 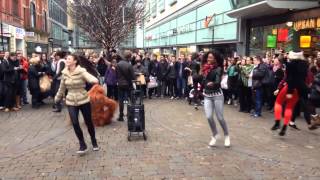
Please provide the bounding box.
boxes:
[148,60,159,77]
[133,64,148,76]
[104,67,117,86]
[261,63,275,85]
[28,64,45,94]
[175,62,187,79]
[166,63,177,79]
[55,65,98,106]
[2,59,17,84]
[116,59,135,88]
[157,61,168,81]
[252,63,267,89]
[97,58,108,76]
[310,72,320,102]
[240,64,254,87]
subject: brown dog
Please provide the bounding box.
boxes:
[88,84,118,126]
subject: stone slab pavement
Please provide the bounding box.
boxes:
[0,98,319,179]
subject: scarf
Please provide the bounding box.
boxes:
[202,63,217,77]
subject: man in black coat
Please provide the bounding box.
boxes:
[157,55,169,98]
[116,50,135,121]
[0,56,4,109]
[1,52,20,112]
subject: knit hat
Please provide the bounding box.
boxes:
[288,51,306,60]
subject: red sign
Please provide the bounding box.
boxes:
[277,28,288,42]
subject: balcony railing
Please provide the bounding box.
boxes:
[235,0,265,9]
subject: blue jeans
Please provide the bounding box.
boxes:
[176,77,186,98]
[118,87,131,119]
[254,88,262,116]
[21,79,28,103]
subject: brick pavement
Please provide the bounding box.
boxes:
[0,99,319,179]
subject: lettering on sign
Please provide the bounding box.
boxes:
[293,18,320,31]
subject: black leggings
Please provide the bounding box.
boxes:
[67,102,97,148]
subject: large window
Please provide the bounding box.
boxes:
[43,11,47,32]
[30,2,36,28]
[12,0,19,16]
[150,0,157,18]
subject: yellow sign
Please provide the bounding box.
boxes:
[293,18,320,31]
[300,36,311,48]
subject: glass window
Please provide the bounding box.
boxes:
[12,0,19,16]
[158,0,165,13]
[30,2,36,28]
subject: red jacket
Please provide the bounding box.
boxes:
[20,57,29,80]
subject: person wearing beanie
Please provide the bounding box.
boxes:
[271,51,309,136]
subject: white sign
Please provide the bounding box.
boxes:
[16,28,25,39]
[25,31,35,37]
[35,46,42,53]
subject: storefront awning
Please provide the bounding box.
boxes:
[267,0,320,9]
[227,1,288,19]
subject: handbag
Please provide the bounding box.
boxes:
[147,76,158,89]
[221,74,228,89]
[39,75,52,93]
[137,74,146,85]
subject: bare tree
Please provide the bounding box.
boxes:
[69,0,145,50]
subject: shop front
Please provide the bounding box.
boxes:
[25,31,49,57]
[247,8,320,56]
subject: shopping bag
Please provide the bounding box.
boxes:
[147,76,158,89]
[39,75,52,93]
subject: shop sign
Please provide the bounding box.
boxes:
[300,35,311,48]
[16,28,25,39]
[25,32,35,37]
[267,35,277,48]
[277,28,288,42]
[293,18,320,31]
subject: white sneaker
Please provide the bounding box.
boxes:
[227,99,232,105]
[0,106,4,110]
[170,96,174,100]
[209,136,218,147]
[224,136,231,147]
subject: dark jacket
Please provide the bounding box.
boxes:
[104,67,117,86]
[2,58,17,84]
[252,63,267,89]
[28,64,45,94]
[310,72,320,102]
[0,59,3,81]
[116,59,135,88]
[204,67,222,94]
[167,63,177,79]
[133,64,148,76]
[261,63,275,85]
[286,60,308,95]
[158,60,168,81]
[175,61,187,79]
[97,58,108,76]
[148,60,158,77]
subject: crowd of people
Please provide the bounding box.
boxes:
[0,48,320,152]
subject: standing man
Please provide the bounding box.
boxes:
[2,52,19,112]
[157,55,169,98]
[116,50,135,121]
[17,51,29,105]
[52,51,66,112]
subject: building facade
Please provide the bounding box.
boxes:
[227,0,320,56]
[24,0,49,57]
[0,0,26,54]
[141,0,238,56]
[48,0,68,52]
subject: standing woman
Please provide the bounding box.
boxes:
[202,51,230,147]
[55,54,99,154]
